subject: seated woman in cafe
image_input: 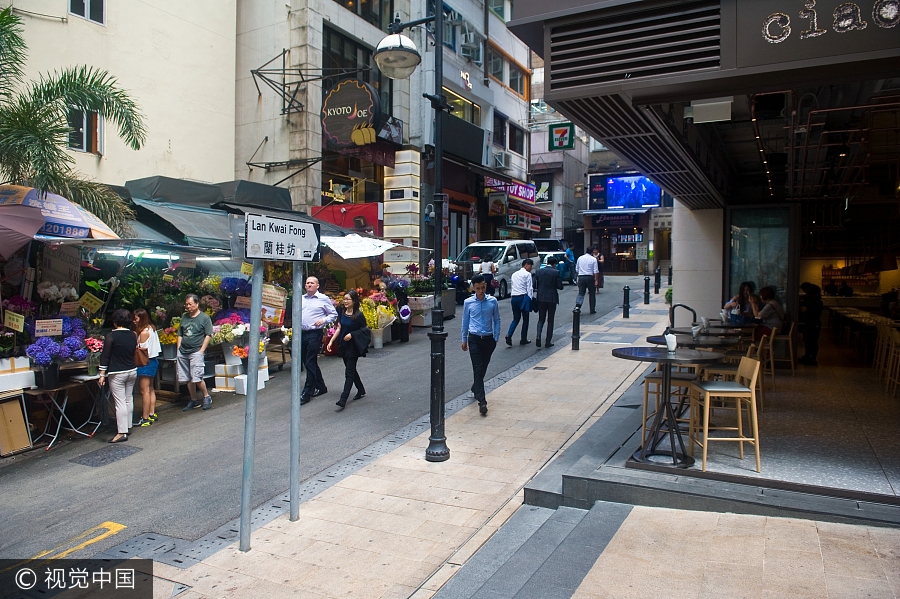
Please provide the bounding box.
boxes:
[751,286,785,341]
[723,281,757,324]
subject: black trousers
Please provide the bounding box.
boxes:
[802,324,821,359]
[576,275,596,312]
[468,335,496,404]
[536,302,557,343]
[340,355,364,400]
[300,329,325,394]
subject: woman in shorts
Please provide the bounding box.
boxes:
[133,308,161,426]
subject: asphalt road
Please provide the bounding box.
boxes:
[0,275,648,561]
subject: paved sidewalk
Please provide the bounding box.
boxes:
[145,296,900,599]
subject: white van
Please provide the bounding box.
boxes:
[453,240,539,299]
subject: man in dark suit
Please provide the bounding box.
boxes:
[535,256,564,348]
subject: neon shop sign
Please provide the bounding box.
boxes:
[762,0,898,44]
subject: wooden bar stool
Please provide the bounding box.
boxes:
[689,357,762,472]
[772,322,796,375]
[702,335,766,411]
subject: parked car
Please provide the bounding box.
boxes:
[532,238,569,253]
[539,251,572,283]
[453,240,539,301]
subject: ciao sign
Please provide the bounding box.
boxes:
[321,79,382,148]
[762,1,898,44]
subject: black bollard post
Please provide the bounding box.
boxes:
[644,276,650,304]
[667,265,673,285]
[571,307,580,350]
[654,267,661,294]
[623,286,630,318]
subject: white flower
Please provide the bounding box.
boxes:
[232,324,247,337]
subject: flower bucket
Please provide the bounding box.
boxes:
[87,353,100,376]
[161,344,177,360]
[40,363,61,390]
[370,326,392,349]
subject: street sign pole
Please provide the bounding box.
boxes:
[238,213,320,550]
[239,259,264,552]
[289,262,304,521]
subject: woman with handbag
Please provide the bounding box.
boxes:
[133,308,162,427]
[327,290,368,411]
[479,255,498,296]
[98,309,137,443]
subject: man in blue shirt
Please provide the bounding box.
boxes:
[461,274,501,416]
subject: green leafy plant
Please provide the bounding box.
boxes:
[665,287,673,305]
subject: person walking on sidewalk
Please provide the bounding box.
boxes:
[575,246,600,314]
[133,308,161,426]
[461,274,501,416]
[178,294,214,412]
[300,276,338,405]
[535,255,564,348]
[327,290,368,411]
[98,309,137,443]
[505,258,534,346]
[564,246,577,285]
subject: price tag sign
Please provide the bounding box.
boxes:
[35,319,64,337]
[179,255,197,269]
[162,274,174,282]
[234,296,252,309]
[79,292,105,314]
[4,310,24,333]
[241,262,253,275]
[262,284,288,309]
[59,301,80,316]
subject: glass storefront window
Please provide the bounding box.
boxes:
[322,26,393,116]
[443,87,481,125]
[729,207,791,300]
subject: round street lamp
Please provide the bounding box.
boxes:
[377,13,450,463]
[374,33,422,80]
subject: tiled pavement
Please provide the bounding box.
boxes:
[146,297,900,599]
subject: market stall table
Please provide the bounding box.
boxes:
[612,346,725,467]
[24,379,103,450]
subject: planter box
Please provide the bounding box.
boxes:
[441,289,456,319]
[406,295,434,311]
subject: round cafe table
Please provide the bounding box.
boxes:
[612,346,724,467]
[647,334,740,350]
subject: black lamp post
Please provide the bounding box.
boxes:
[376,10,450,462]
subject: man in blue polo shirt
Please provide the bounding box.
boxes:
[461,274,501,416]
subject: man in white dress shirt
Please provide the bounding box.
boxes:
[575,246,600,314]
[505,259,534,346]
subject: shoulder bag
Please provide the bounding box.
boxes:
[134,332,150,367]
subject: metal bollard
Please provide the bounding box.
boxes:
[571,307,580,350]
[667,265,673,285]
[654,267,661,294]
[644,276,650,304]
[623,286,630,318]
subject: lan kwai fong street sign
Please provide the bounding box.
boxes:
[244,213,320,262]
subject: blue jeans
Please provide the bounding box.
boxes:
[507,295,530,340]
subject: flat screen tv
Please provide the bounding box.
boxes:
[605,176,661,209]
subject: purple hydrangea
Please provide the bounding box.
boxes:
[73,348,88,361]
[30,350,52,367]
[61,316,73,336]
[219,277,252,296]
[58,345,72,360]
[63,336,83,352]
[26,337,61,367]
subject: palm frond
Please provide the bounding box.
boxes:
[0,7,27,104]
[0,97,73,190]
[53,177,136,237]
[29,66,148,150]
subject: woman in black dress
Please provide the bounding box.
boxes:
[327,290,368,411]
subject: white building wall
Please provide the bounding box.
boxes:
[7,0,236,185]
[671,200,723,322]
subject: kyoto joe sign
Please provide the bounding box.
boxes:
[244,214,320,262]
[321,79,382,148]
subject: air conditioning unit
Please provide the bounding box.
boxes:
[446,10,465,24]
[461,32,479,46]
[493,151,512,170]
[461,43,482,65]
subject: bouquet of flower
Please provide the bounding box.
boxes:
[280,326,292,341]
[232,345,249,359]
[85,337,104,353]
[152,306,168,324]
[200,295,221,317]
[37,281,79,303]
[158,327,178,345]
[0,330,15,357]
[199,275,222,295]
[2,295,36,315]
[211,323,248,345]
[26,335,87,367]
[214,308,251,325]
[220,277,252,297]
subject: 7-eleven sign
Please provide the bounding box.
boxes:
[549,123,575,151]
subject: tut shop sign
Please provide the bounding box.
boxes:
[244,214,320,262]
[484,177,536,204]
[548,123,575,151]
[321,79,382,148]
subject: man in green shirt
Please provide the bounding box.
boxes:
[178,293,214,411]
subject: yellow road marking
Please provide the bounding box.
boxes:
[1,521,126,572]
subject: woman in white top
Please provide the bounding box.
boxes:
[478,255,498,297]
[133,308,162,426]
